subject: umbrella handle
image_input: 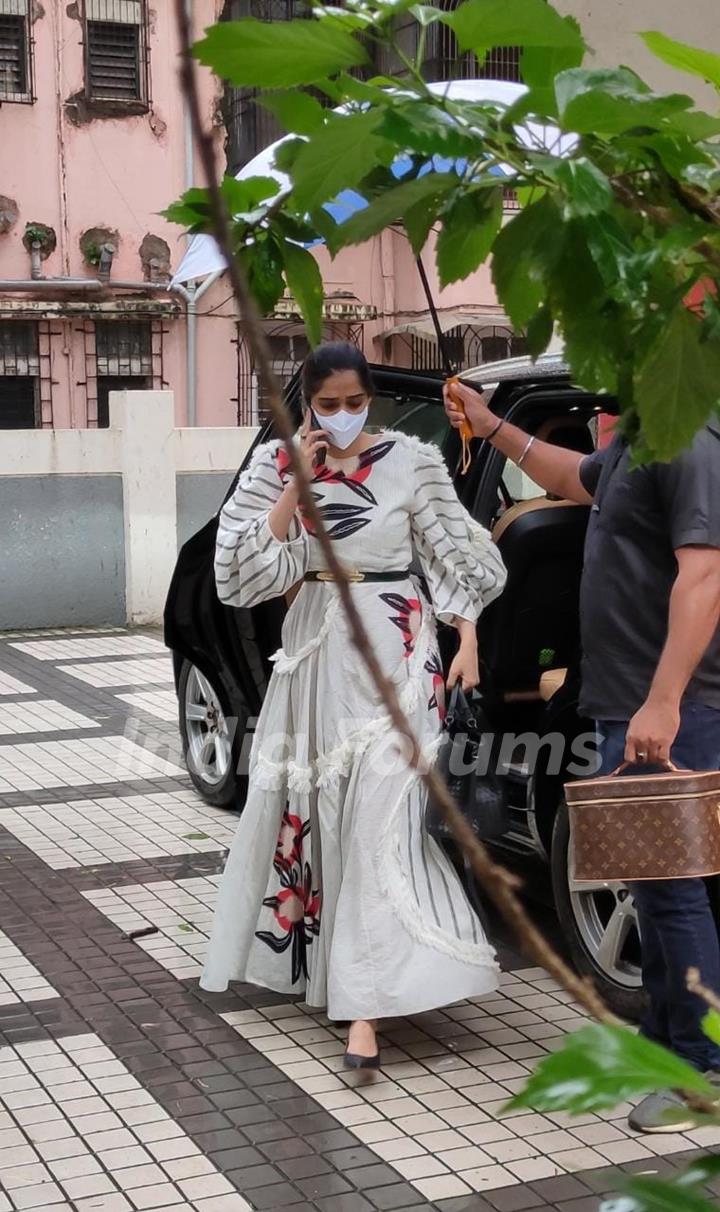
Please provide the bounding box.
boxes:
[447,376,474,474]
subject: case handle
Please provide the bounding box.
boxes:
[609,759,678,777]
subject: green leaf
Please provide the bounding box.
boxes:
[273,138,306,175]
[258,91,325,136]
[635,306,720,461]
[291,111,389,210]
[677,1156,720,1187]
[436,187,503,287]
[164,177,281,233]
[641,32,720,92]
[667,110,720,140]
[221,175,281,215]
[525,304,554,359]
[163,188,212,232]
[491,195,563,329]
[404,197,438,256]
[380,103,485,159]
[702,1009,720,1047]
[582,213,636,291]
[333,173,457,248]
[614,1174,719,1212]
[628,133,713,177]
[555,68,692,134]
[193,18,368,88]
[521,28,585,104]
[507,1023,713,1115]
[282,243,324,347]
[410,4,443,25]
[554,159,613,217]
[238,238,286,315]
[445,0,585,53]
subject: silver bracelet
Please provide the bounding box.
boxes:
[517,435,536,468]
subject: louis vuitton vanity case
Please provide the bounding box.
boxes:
[565,763,720,882]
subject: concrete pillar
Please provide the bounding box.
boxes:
[110,389,177,626]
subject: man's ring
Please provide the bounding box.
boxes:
[637,751,647,760]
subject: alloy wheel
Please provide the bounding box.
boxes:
[568,875,642,990]
[183,665,233,788]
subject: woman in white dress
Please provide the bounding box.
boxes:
[202,343,507,1067]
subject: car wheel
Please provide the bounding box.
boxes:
[551,800,644,1021]
[178,660,243,808]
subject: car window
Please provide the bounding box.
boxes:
[370,392,450,452]
[491,411,599,524]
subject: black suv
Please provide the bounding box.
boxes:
[164,351,641,1019]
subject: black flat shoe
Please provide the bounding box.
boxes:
[344,1050,381,1071]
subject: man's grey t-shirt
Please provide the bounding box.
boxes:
[578,424,720,721]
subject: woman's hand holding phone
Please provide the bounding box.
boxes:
[294,414,328,484]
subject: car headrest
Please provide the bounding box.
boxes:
[492,497,583,543]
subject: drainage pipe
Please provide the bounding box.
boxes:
[0,279,104,290]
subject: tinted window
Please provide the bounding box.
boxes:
[370,392,450,452]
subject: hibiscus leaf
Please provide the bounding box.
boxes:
[292,111,389,211]
[634,306,720,461]
[507,1023,713,1115]
[640,31,720,92]
[194,18,368,88]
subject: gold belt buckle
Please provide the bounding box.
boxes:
[316,569,365,583]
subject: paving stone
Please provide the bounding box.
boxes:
[0,628,710,1212]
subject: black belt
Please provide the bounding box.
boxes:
[304,569,412,584]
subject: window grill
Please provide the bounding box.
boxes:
[84,0,149,106]
[91,319,159,427]
[0,321,39,429]
[95,319,152,376]
[224,0,326,169]
[409,325,526,372]
[0,1,33,103]
[0,320,38,376]
[379,1,521,85]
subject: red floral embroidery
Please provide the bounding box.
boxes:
[380,592,422,657]
[275,811,307,870]
[256,808,321,984]
[425,651,447,721]
[275,441,396,540]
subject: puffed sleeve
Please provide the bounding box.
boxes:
[214,441,309,608]
[410,441,506,624]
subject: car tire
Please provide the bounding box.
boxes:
[178,660,245,809]
[551,800,645,1022]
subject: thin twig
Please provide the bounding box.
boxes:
[174,0,615,1026]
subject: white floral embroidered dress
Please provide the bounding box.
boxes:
[201,431,507,1019]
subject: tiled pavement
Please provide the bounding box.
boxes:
[1,630,719,1212]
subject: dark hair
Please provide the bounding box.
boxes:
[301,341,374,403]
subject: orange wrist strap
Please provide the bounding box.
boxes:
[446,377,473,474]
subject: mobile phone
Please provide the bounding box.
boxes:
[308,409,327,467]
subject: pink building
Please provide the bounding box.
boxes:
[0,2,519,431]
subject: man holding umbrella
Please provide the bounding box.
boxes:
[445,380,720,1132]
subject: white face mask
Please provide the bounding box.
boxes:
[312,406,369,450]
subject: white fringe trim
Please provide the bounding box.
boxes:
[270,595,340,675]
[287,761,314,794]
[375,764,500,972]
[252,752,286,791]
[251,596,440,795]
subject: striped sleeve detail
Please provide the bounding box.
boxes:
[410,441,506,624]
[214,442,308,608]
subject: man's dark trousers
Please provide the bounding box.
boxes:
[598,701,720,1072]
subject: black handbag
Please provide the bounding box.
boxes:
[426,686,509,843]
